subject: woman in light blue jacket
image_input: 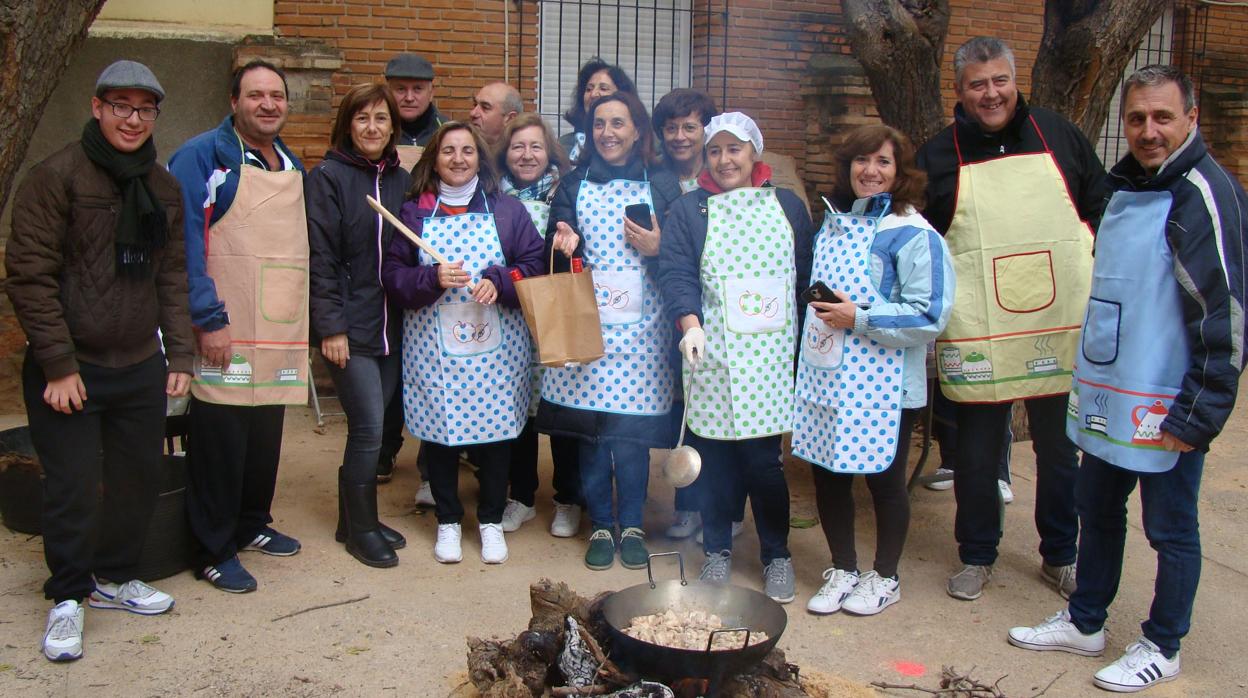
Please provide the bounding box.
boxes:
[795,124,955,617]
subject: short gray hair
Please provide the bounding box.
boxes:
[1123,64,1196,113]
[954,37,1016,86]
[499,83,523,116]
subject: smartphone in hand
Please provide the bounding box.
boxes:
[624,203,653,230]
[801,281,840,304]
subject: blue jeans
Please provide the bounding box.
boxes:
[688,433,789,564]
[1068,450,1203,657]
[579,439,649,530]
[326,353,399,484]
[953,394,1078,566]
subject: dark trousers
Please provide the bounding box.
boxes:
[24,351,167,603]
[675,457,746,519]
[688,433,790,564]
[185,398,285,566]
[326,353,399,484]
[425,440,511,525]
[932,388,1012,482]
[509,420,581,506]
[380,380,405,464]
[811,409,916,578]
[1068,451,1203,657]
[953,394,1078,566]
[579,439,651,530]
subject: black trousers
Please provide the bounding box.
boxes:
[811,409,916,578]
[185,398,285,566]
[509,420,581,506]
[23,350,167,603]
[425,440,511,525]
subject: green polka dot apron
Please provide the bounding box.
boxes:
[401,198,531,446]
[686,187,796,440]
[792,209,905,472]
[520,198,550,418]
[541,175,674,415]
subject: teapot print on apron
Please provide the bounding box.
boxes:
[1130,400,1168,445]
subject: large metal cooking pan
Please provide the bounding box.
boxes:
[600,553,788,685]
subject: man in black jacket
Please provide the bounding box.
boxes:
[917,36,1107,603]
[386,53,444,148]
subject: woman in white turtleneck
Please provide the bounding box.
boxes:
[381,122,545,565]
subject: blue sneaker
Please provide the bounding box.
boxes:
[243,527,301,556]
[199,556,258,593]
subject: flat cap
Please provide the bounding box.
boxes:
[385,54,435,80]
[95,60,165,103]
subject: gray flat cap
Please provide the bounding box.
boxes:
[95,60,165,103]
[385,54,435,80]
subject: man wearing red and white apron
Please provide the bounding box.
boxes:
[917,38,1106,602]
[169,61,309,594]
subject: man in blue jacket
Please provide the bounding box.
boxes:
[1008,65,1247,694]
[168,60,309,593]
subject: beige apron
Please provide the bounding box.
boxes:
[936,115,1093,403]
[192,146,310,406]
[396,145,424,171]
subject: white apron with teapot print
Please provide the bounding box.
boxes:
[541,176,674,415]
[400,198,531,446]
[686,187,796,440]
[792,208,905,472]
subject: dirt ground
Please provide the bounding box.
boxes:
[1,377,1247,697]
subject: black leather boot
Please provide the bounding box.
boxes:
[338,469,398,568]
[336,471,406,550]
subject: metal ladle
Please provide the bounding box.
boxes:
[663,358,702,488]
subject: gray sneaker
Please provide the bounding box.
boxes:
[947,564,993,600]
[1041,562,1077,600]
[699,551,732,584]
[763,557,796,604]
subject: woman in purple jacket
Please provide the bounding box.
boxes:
[381,122,544,566]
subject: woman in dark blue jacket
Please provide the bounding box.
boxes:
[306,83,411,568]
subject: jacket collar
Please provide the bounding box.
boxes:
[696,161,774,194]
[1108,128,1207,191]
[214,116,299,171]
[325,146,401,172]
[584,154,648,184]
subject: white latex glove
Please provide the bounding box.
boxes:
[679,326,706,366]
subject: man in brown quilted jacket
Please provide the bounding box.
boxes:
[4,60,193,662]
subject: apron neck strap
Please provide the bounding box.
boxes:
[953,113,1051,166]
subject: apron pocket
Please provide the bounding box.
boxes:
[592,267,645,326]
[724,276,788,335]
[437,301,504,356]
[259,264,308,324]
[1082,297,1121,365]
[801,316,845,370]
[993,250,1055,313]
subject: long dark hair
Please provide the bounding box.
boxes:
[563,58,637,131]
[577,92,656,169]
[408,121,499,198]
[830,124,927,213]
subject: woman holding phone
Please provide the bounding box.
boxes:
[539,92,682,571]
[794,124,954,616]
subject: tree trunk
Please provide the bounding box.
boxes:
[0,0,106,212]
[842,0,951,146]
[1031,0,1168,145]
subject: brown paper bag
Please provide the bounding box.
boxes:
[515,250,604,367]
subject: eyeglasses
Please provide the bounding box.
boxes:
[102,99,161,122]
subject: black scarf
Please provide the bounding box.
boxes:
[80,119,167,277]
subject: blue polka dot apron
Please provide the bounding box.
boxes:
[521,199,551,418]
[686,188,796,440]
[1066,189,1186,473]
[792,209,905,472]
[541,176,674,416]
[400,199,531,446]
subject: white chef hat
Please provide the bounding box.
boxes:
[704,112,764,154]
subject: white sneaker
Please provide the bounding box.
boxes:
[434,523,462,563]
[479,523,508,564]
[414,481,435,507]
[999,479,1015,504]
[695,520,743,544]
[925,467,954,490]
[1094,637,1180,693]
[43,600,84,662]
[550,503,581,538]
[1007,608,1106,656]
[806,568,859,615]
[89,578,174,615]
[841,571,900,616]
[500,499,536,532]
[665,510,700,539]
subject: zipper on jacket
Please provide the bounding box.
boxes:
[375,170,389,356]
